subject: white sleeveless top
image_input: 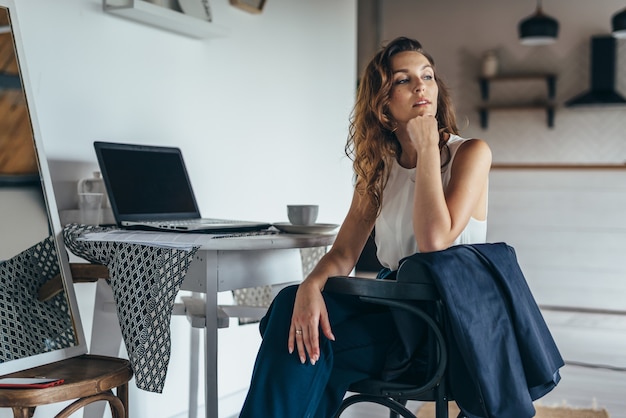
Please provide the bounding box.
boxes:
[374,135,487,270]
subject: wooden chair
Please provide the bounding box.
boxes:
[1,264,132,418]
[0,354,132,418]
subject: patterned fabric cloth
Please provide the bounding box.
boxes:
[63,224,198,393]
[0,235,77,363]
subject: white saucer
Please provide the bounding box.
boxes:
[272,222,339,234]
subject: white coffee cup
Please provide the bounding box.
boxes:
[287,205,319,226]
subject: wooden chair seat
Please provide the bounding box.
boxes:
[0,354,133,418]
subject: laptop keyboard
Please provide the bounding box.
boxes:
[143,218,248,226]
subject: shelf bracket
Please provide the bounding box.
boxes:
[479,78,489,101]
[546,75,556,100]
[479,108,488,129]
[547,107,555,128]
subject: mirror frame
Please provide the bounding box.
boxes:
[0,0,87,375]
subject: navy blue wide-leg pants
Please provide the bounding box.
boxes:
[239,284,399,418]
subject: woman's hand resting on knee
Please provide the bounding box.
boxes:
[289,279,336,365]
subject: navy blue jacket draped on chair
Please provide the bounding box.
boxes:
[391,242,564,418]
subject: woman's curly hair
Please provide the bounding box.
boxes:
[345,37,459,219]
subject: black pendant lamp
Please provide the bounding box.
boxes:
[518,0,559,45]
[613,8,626,39]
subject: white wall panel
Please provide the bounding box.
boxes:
[488,169,626,311]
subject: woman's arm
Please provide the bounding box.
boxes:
[413,137,492,252]
[289,187,376,364]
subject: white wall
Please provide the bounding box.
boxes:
[8,0,357,417]
[16,0,357,221]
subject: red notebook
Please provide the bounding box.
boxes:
[0,378,64,388]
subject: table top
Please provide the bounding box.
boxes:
[76,229,337,251]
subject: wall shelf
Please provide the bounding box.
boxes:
[478,104,555,129]
[477,73,557,129]
[103,0,227,39]
[491,163,626,170]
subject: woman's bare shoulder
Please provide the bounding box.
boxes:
[456,138,492,162]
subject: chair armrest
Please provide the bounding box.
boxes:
[325,276,438,301]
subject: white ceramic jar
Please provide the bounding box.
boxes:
[77,171,110,208]
[481,50,499,78]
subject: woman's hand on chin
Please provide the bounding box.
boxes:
[406,114,439,150]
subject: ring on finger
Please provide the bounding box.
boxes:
[295,329,303,336]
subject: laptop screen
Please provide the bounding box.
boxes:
[94,142,201,222]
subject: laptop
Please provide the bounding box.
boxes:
[93,141,272,233]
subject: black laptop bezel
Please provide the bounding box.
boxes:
[94,141,202,227]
